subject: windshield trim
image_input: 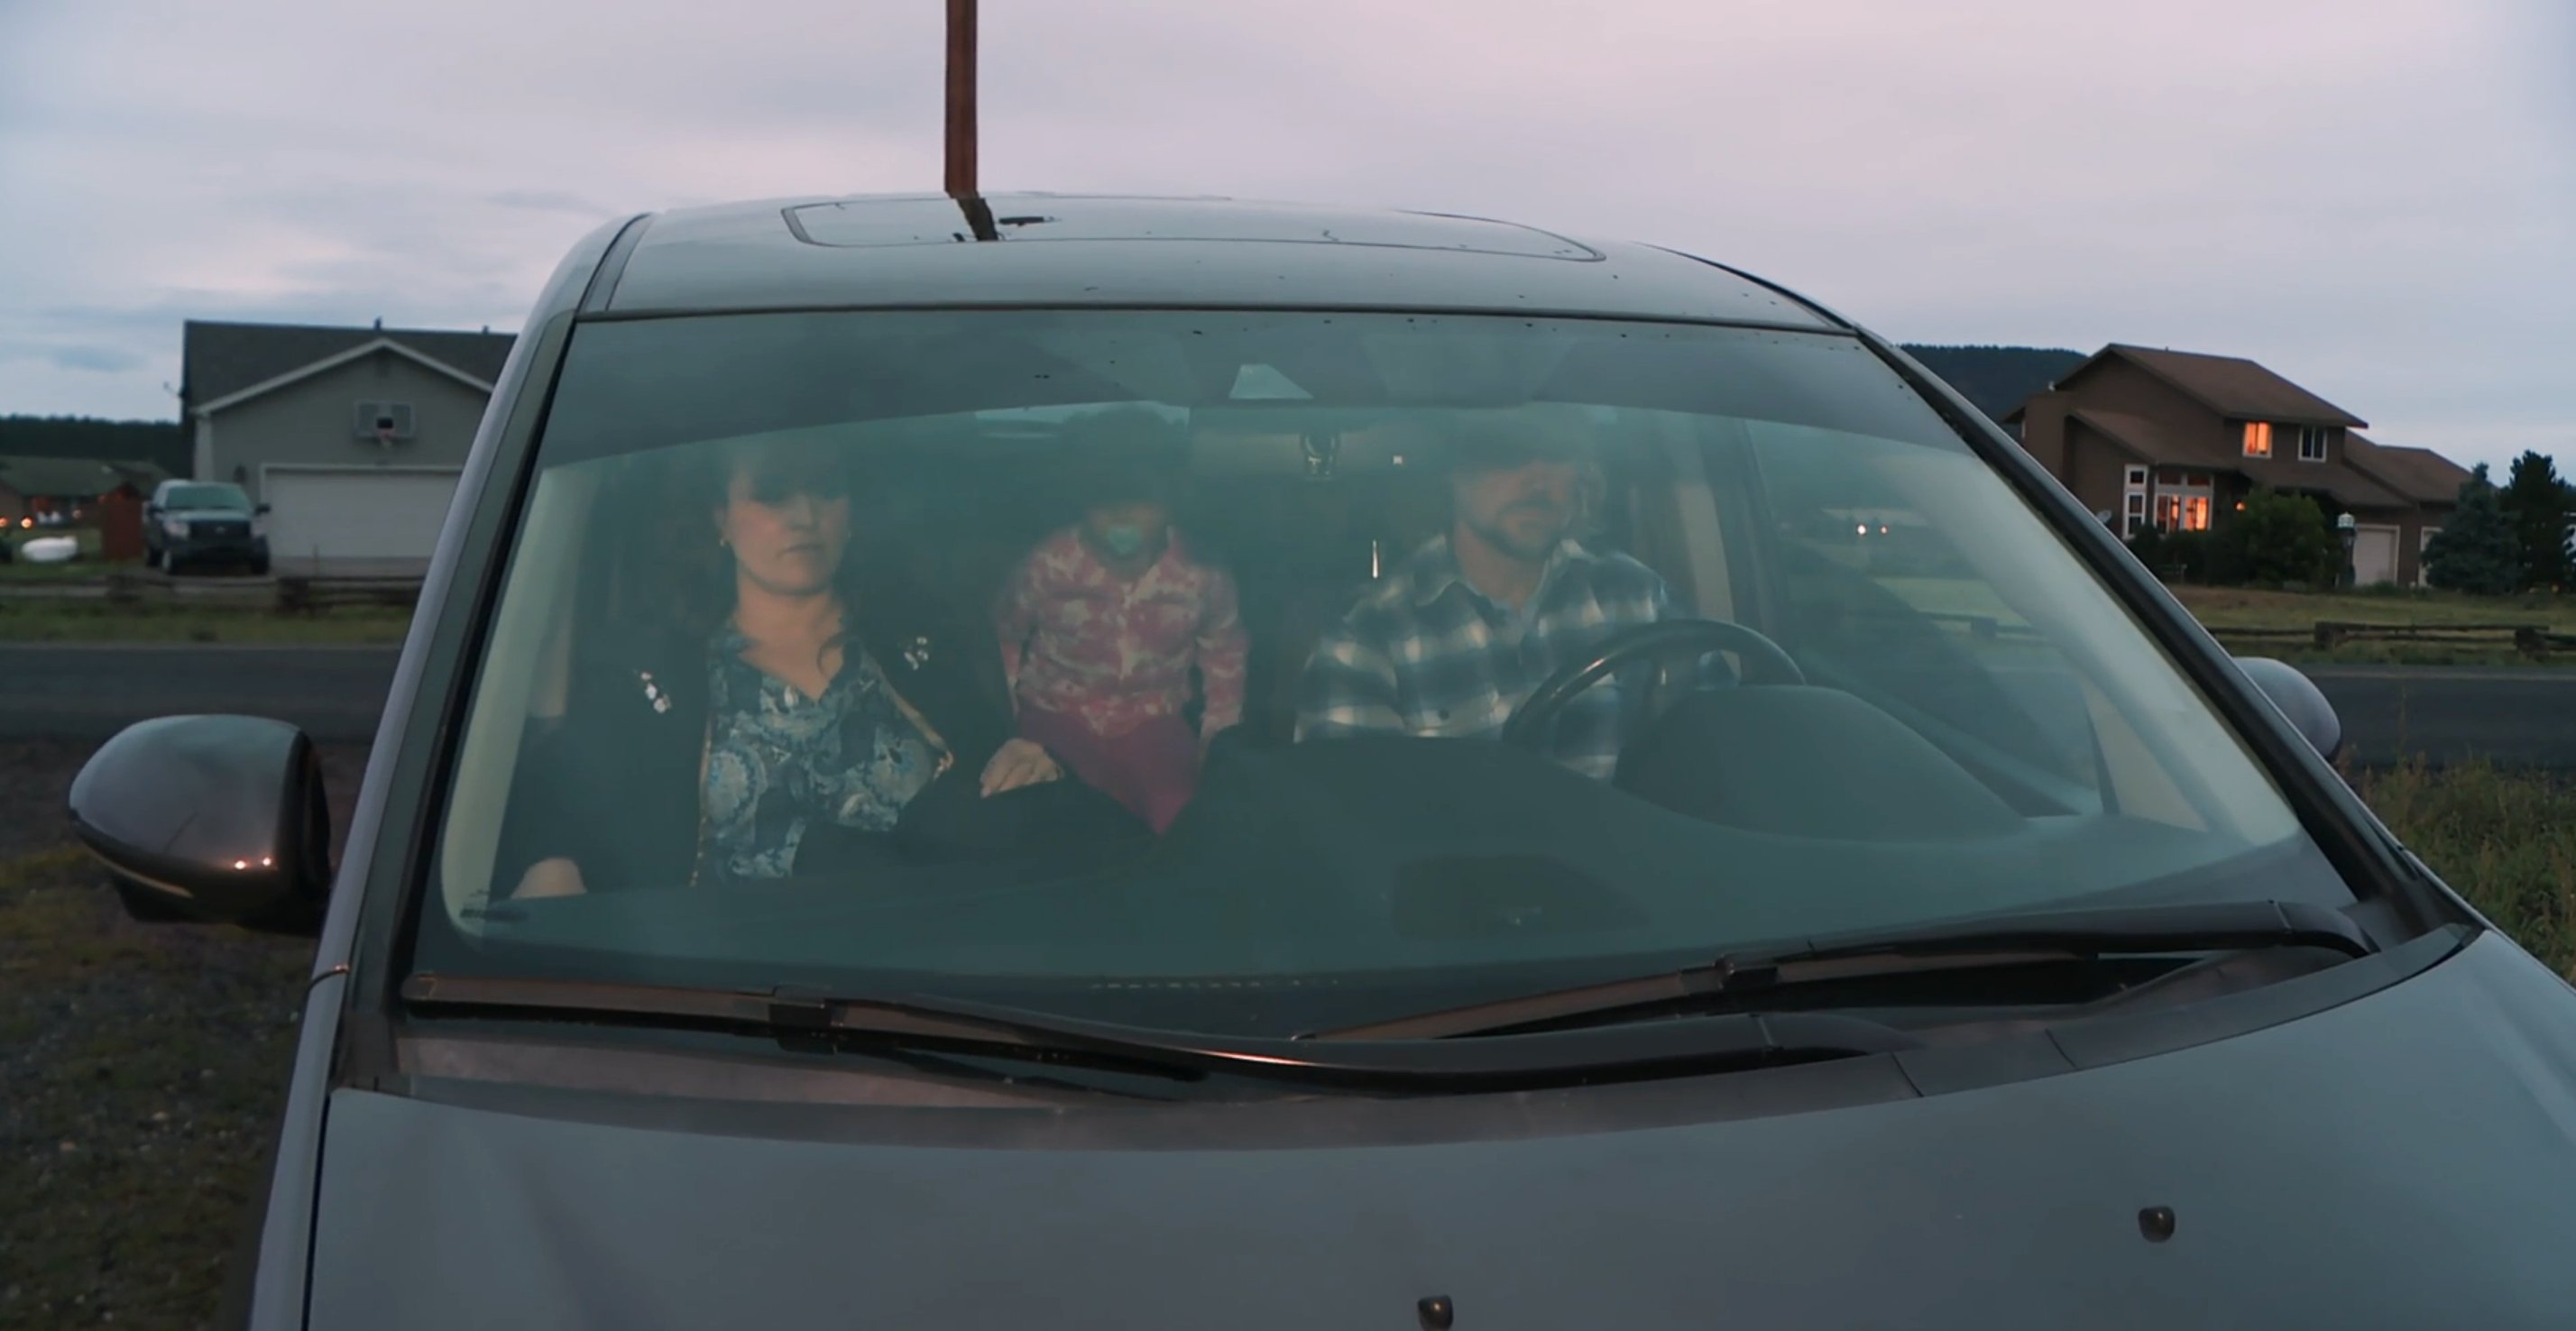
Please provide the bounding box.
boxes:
[572,301,1841,338]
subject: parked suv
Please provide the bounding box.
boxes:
[145,479,271,574]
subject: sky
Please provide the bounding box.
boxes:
[0,0,2568,470]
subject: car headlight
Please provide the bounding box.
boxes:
[161,518,189,537]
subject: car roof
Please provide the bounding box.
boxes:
[593,193,1843,331]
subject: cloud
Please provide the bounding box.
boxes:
[0,0,2566,469]
[43,344,147,373]
[484,189,620,216]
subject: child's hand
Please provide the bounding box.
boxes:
[980,739,1063,796]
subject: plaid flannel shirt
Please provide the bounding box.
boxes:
[1293,537,1678,779]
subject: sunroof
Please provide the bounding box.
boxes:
[784,196,1602,261]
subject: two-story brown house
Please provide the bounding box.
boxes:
[2005,344,2472,586]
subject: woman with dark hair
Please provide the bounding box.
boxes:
[505,435,1140,900]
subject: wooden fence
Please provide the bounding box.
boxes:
[91,570,424,615]
[2210,620,2576,657]
[273,574,423,615]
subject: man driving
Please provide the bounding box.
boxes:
[1293,407,1686,777]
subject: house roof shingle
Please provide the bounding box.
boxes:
[2070,409,2411,510]
[0,455,168,500]
[2343,434,2476,506]
[2091,344,2367,427]
[180,320,517,417]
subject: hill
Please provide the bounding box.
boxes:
[0,415,189,476]
[1897,344,2088,425]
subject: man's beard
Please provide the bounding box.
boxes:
[1467,504,1568,562]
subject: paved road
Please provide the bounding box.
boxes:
[2300,666,2576,769]
[4,647,2574,766]
[0,644,398,744]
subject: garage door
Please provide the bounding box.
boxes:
[2351,524,2400,587]
[262,468,463,565]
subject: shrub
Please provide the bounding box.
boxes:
[2123,526,2169,576]
[2165,529,2220,584]
[2219,488,2338,587]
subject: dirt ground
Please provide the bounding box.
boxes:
[0,739,370,1331]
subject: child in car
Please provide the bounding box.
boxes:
[994,412,1247,833]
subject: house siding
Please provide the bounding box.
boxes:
[204,349,488,501]
[2060,417,2130,520]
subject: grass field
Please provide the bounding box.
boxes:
[2170,586,2576,667]
[2351,761,2576,969]
[2,748,2571,1328]
[0,528,107,578]
[2171,584,2576,630]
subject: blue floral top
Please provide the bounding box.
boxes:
[695,629,950,886]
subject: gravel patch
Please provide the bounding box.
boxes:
[0,739,370,1331]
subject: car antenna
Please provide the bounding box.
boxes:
[944,0,998,242]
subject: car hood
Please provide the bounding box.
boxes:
[308,932,2576,1329]
[166,507,252,521]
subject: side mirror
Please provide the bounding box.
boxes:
[2232,656,2344,763]
[67,715,333,934]
[255,502,272,515]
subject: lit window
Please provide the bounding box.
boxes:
[2242,422,2273,458]
[2185,497,2211,531]
[2298,427,2329,462]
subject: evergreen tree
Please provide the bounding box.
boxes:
[2500,451,2574,591]
[2424,464,2522,595]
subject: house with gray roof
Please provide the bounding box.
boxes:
[181,319,515,568]
[2005,344,2473,586]
[0,455,172,525]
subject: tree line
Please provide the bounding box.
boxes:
[0,415,189,475]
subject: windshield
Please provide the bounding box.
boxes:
[163,483,249,510]
[417,309,2352,1038]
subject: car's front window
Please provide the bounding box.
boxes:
[416,309,2350,1038]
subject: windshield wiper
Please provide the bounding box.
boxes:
[1314,900,2374,1042]
[400,972,1918,1090]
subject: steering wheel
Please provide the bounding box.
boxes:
[1501,618,1805,748]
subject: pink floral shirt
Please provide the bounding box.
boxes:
[997,528,1247,739]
